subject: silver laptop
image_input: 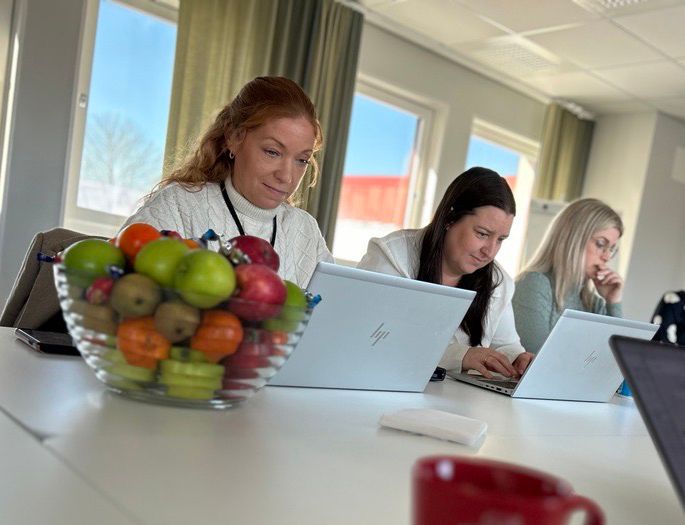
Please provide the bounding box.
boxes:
[270,262,476,392]
[454,309,658,402]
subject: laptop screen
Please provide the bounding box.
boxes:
[610,335,685,508]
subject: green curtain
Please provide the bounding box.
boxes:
[269,1,363,243]
[164,0,364,246]
[534,103,595,201]
[163,0,279,173]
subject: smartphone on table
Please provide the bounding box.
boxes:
[14,328,80,357]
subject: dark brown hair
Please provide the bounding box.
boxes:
[417,167,516,346]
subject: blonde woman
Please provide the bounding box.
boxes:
[512,198,624,354]
[122,76,333,287]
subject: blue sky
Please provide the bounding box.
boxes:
[342,93,518,179]
[343,94,418,176]
[88,0,176,149]
[465,136,519,177]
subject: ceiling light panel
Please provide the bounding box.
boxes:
[455,37,564,77]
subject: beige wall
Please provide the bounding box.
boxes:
[625,113,685,321]
[584,112,685,321]
[0,0,85,303]
[583,112,656,280]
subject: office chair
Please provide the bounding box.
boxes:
[651,290,685,346]
[0,227,97,330]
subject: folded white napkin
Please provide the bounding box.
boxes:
[379,408,487,446]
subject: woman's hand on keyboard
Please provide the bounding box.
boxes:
[463,347,518,379]
[513,352,535,375]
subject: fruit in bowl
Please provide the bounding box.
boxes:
[51,226,319,409]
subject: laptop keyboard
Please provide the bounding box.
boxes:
[479,379,519,390]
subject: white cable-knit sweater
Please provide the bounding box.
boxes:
[121,178,333,288]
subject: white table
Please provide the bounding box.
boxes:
[0,328,682,524]
[0,408,138,524]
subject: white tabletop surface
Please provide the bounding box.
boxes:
[0,328,682,524]
[0,334,650,440]
[0,408,138,524]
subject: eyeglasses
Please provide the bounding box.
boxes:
[592,237,619,259]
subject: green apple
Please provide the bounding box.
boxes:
[170,346,209,362]
[263,280,307,332]
[159,371,222,390]
[63,239,125,287]
[160,359,224,378]
[174,250,235,309]
[165,385,216,400]
[160,357,224,400]
[281,280,307,320]
[103,349,156,382]
[134,238,190,287]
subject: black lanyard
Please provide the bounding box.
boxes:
[220,181,277,246]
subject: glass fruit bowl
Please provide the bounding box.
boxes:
[53,263,315,409]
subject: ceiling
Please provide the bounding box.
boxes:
[355,0,685,121]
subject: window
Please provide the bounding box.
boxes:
[332,81,439,264]
[464,119,539,277]
[64,0,177,237]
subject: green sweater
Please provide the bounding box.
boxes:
[512,271,623,354]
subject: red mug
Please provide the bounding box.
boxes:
[413,456,604,525]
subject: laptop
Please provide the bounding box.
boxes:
[270,262,476,392]
[454,309,658,402]
[609,335,685,508]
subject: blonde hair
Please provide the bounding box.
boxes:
[519,198,623,311]
[159,76,323,198]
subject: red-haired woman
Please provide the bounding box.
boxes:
[123,76,333,287]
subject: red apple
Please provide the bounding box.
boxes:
[229,235,280,272]
[236,340,273,357]
[85,277,115,305]
[161,230,183,240]
[229,264,286,321]
[224,368,260,380]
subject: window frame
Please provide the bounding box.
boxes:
[353,74,446,230]
[332,75,445,264]
[470,118,540,163]
[466,117,540,275]
[62,0,178,237]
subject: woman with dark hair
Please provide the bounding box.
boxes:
[358,167,534,378]
[122,76,333,287]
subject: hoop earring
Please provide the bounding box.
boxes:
[228,151,235,160]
